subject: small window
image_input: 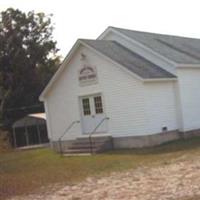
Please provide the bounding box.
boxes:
[82,98,91,115]
[94,96,103,114]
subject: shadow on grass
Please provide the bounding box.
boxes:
[107,136,200,155]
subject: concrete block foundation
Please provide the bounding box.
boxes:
[51,129,200,152]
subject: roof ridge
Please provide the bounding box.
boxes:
[108,27,200,64]
[111,26,200,40]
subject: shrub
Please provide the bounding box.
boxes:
[0,129,11,153]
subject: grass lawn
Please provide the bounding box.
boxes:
[1,137,200,199]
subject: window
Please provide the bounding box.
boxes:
[82,98,91,115]
[94,96,103,114]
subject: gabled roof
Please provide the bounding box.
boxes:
[40,36,177,101]
[81,39,176,79]
[109,27,200,65]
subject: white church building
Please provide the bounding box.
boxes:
[39,27,200,152]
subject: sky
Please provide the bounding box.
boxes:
[1,0,200,57]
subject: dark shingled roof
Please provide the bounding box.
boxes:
[81,39,176,79]
[111,27,200,64]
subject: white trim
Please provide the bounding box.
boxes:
[78,92,108,134]
[173,82,184,132]
[176,64,200,68]
[78,92,108,119]
[97,26,113,39]
[78,133,111,138]
[143,78,177,82]
[39,40,81,101]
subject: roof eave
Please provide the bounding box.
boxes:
[143,77,177,82]
[176,64,200,68]
[97,26,114,40]
[39,39,83,101]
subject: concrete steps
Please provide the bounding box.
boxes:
[63,135,113,155]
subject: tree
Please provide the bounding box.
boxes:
[0,8,60,126]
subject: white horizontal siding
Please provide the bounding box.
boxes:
[45,45,147,140]
[143,82,178,134]
[177,68,200,131]
[45,52,83,141]
[44,44,178,141]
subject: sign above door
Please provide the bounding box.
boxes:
[78,64,98,86]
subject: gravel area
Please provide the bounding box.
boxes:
[9,156,200,200]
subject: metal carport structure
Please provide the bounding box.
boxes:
[12,113,49,148]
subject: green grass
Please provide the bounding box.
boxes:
[1,137,200,199]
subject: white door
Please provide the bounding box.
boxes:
[80,95,107,134]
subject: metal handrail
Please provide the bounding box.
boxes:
[58,120,80,155]
[89,117,109,154]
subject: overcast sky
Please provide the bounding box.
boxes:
[1,0,200,57]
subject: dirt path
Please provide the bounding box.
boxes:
[10,155,200,200]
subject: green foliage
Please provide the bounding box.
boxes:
[0,128,11,153]
[0,8,61,126]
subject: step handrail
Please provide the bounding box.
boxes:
[58,120,80,154]
[89,117,109,154]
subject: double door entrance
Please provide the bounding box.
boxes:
[80,94,108,134]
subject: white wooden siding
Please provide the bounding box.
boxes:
[143,81,178,134]
[177,68,200,131]
[44,44,178,141]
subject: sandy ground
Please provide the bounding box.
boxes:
[10,155,200,200]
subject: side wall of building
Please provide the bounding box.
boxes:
[143,81,178,135]
[43,44,178,145]
[44,44,147,141]
[177,68,200,131]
